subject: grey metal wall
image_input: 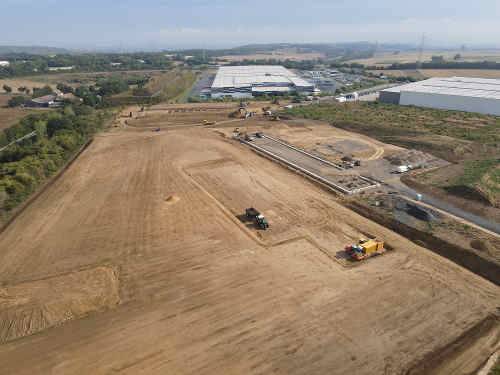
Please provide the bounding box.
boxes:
[378,91,401,104]
[400,91,500,116]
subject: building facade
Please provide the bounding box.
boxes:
[379,77,500,116]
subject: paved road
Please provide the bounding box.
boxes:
[390,181,500,236]
[189,71,215,98]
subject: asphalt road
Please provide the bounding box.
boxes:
[189,71,215,98]
[392,181,500,236]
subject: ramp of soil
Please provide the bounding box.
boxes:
[0,266,119,343]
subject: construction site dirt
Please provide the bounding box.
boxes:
[240,133,378,194]
[0,103,498,375]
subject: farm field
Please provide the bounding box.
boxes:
[348,49,500,67]
[143,69,197,100]
[0,69,188,96]
[0,94,38,130]
[0,104,498,374]
[106,69,198,106]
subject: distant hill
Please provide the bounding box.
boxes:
[176,42,416,61]
[0,46,71,56]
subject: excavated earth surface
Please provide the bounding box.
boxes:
[0,104,498,374]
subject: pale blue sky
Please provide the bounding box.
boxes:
[1,0,499,49]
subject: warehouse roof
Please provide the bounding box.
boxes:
[212,65,313,89]
[383,77,500,100]
[31,94,57,104]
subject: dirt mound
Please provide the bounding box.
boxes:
[165,195,180,205]
[386,149,441,167]
[0,266,119,343]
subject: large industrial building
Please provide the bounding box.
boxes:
[210,65,315,99]
[379,77,500,116]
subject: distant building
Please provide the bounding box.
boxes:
[211,65,315,99]
[48,66,74,72]
[26,95,61,108]
[379,77,500,116]
[0,61,10,67]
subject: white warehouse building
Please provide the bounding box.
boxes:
[379,77,500,116]
[211,65,316,99]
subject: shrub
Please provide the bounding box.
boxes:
[7,96,27,107]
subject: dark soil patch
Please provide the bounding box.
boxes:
[443,185,491,205]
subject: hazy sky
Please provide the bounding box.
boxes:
[1,0,499,49]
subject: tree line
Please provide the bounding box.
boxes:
[381,60,500,70]
[5,75,150,108]
[0,105,109,219]
[0,52,173,78]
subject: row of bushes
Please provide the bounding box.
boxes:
[383,60,500,70]
[0,105,108,218]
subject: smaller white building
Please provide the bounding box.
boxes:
[0,61,10,67]
[48,66,74,72]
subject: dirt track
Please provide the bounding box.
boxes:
[0,105,498,374]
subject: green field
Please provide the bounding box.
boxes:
[107,69,198,105]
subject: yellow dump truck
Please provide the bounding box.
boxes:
[345,239,385,261]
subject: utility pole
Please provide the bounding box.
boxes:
[417,33,426,69]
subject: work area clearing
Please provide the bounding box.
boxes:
[0,103,498,375]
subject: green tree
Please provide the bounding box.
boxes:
[32,85,54,98]
[56,83,74,94]
[7,96,26,107]
[46,115,74,137]
[2,84,12,93]
[97,77,129,96]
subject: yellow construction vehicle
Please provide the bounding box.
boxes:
[203,120,217,125]
[345,239,385,261]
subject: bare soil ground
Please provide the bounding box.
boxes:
[126,103,238,128]
[0,95,38,130]
[0,108,498,374]
[0,266,119,344]
[225,118,401,162]
[0,78,57,93]
[231,119,498,257]
[126,102,281,129]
